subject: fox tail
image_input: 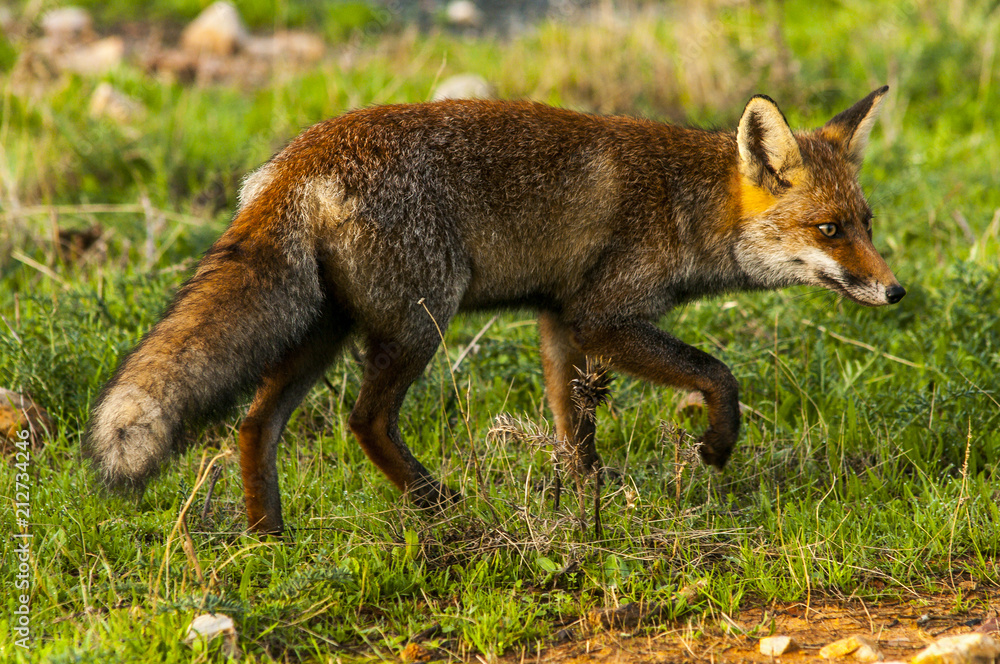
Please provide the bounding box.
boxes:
[85,191,322,492]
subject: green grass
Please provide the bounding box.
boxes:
[17,0,386,38]
[2,0,999,661]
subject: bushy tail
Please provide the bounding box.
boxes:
[85,206,323,493]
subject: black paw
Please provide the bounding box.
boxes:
[698,428,735,469]
[408,478,462,510]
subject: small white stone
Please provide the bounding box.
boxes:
[185,613,239,658]
[432,73,494,101]
[245,30,324,63]
[853,639,884,662]
[181,1,248,56]
[759,635,800,656]
[675,391,706,415]
[41,7,92,42]
[61,37,124,75]
[446,1,482,28]
[911,633,1000,664]
[820,635,880,660]
[0,7,15,34]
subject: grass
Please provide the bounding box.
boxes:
[1,0,999,661]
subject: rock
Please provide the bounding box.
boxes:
[446,1,483,28]
[40,6,93,43]
[911,633,1000,664]
[553,626,575,643]
[192,53,248,86]
[184,613,239,658]
[759,635,800,656]
[677,578,709,603]
[853,639,884,662]
[89,82,145,123]
[181,1,248,56]
[431,73,494,101]
[148,48,198,82]
[676,392,754,417]
[271,30,325,63]
[60,37,124,75]
[0,389,55,448]
[0,7,14,34]
[975,616,1000,635]
[400,642,435,663]
[244,30,325,64]
[820,635,880,660]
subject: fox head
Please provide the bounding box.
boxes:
[733,86,905,307]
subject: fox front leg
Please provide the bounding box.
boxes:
[571,317,741,468]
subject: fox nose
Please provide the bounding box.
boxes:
[885,284,906,304]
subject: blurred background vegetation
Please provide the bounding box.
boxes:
[0,1,998,661]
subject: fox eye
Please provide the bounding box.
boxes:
[818,223,838,238]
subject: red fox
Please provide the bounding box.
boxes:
[87,87,903,534]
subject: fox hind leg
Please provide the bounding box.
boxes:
[348,331,459,508]
[239,309,350,535]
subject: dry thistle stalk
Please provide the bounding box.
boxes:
[659,420,701,465]
[568,358,613,538]
[488,412,587,481]
[659,420,700,506]
[488,412,569,514]
[487,413,555,452]
[566,358,612,476]
[570,359,612,424]
[488,358,613,539]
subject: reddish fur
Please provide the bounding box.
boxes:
[86,91,902,534]
[538,312,599,470]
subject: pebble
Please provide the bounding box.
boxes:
[820,635,881,660]
[184,613,239,658]
[61,37,124,75]
[432,73,494,101]
[181,1,248,56]
[759,635,800,656]
[911,633,1000,664]
[41,6,92,43]
[446,1,483,28]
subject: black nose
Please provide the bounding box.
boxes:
[886,284,906,304]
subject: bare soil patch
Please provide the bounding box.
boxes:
[502,592,999,663]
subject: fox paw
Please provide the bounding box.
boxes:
[408,478,462,510]
[697,429,735,470]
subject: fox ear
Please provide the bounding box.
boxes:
[737,95,803,191]
[822,85,889,167]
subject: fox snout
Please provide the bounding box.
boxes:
[832,265,905,307]
[856,250,905,307]
[885,283,906,304]
[837,269,905,307]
